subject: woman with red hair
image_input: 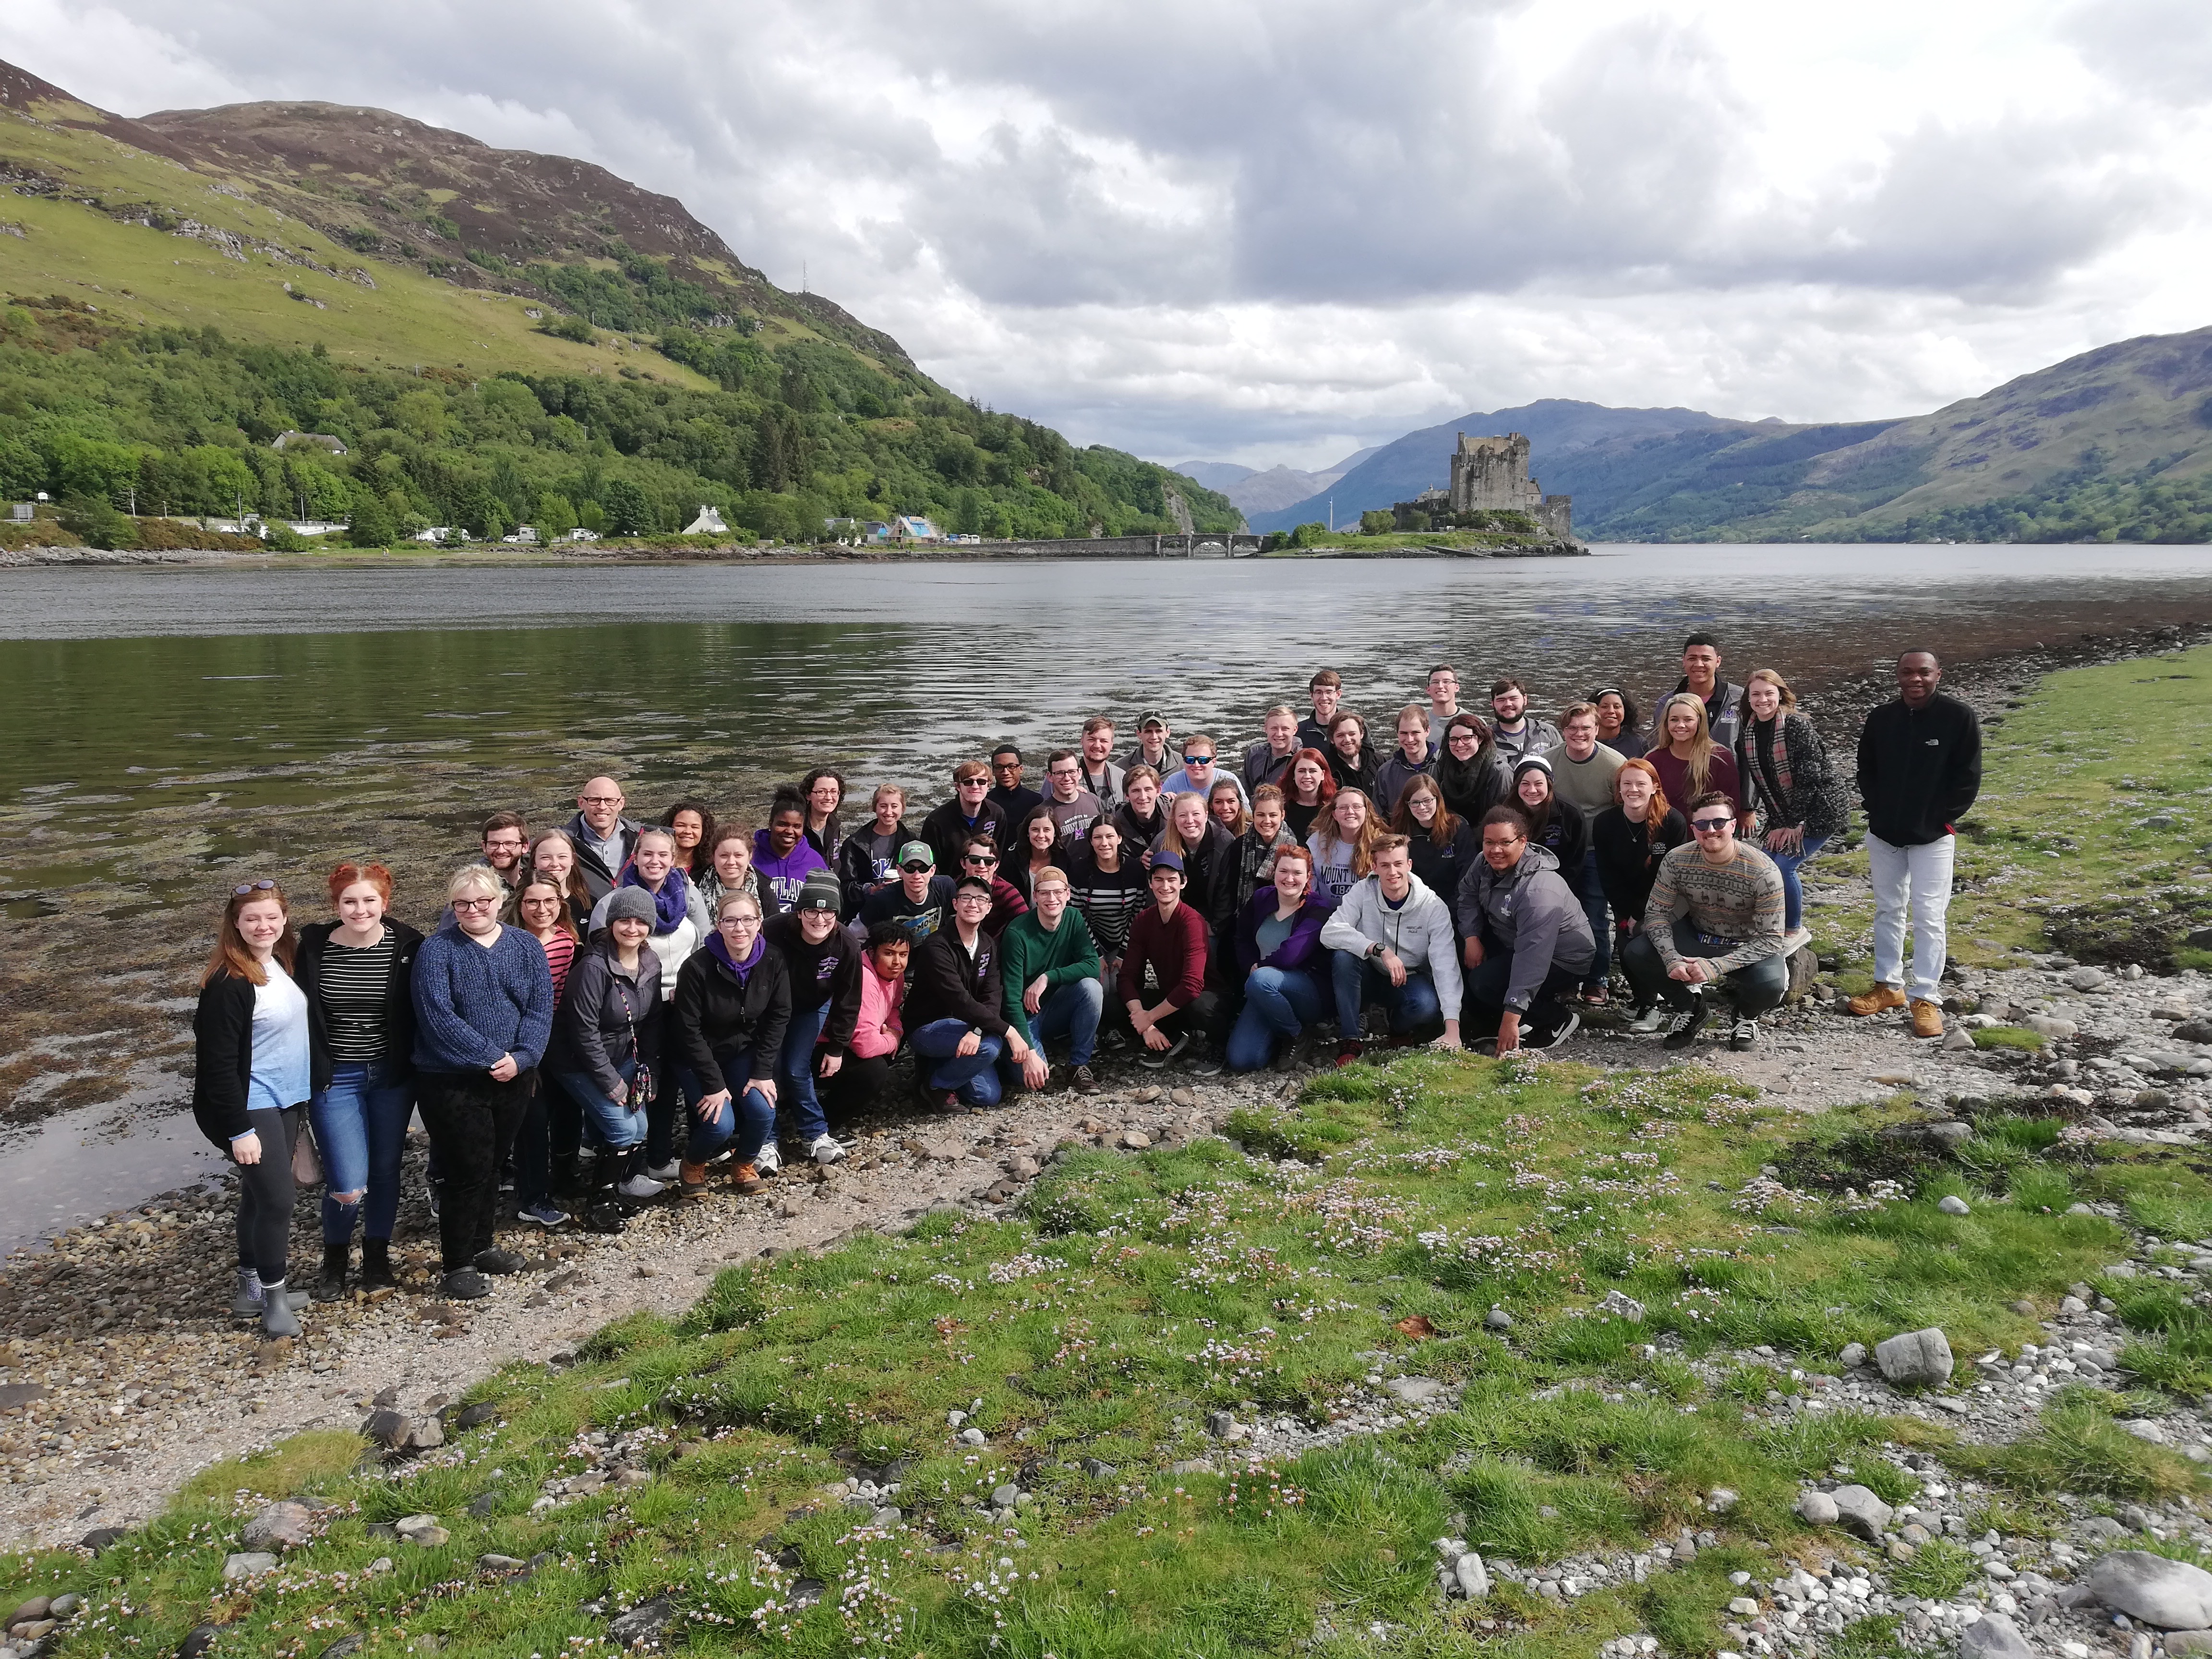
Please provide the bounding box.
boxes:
[1281,748,1338,842]
[1591,759,1690,1032]
[296,862,426,1301]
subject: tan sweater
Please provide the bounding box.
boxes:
[1646,842,1785,974]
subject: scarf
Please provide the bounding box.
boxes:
[705,927,765,983]
[620,862,691,937]
[1436,745,1495,818]
[1751,716,1795,802]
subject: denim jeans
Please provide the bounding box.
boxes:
[1766,832,1830,933]
[1226,965,1324,1071]
[1329,951,1443,1041]
[308,1059,411,1245]
[1579,847,1612,986]
[547,1061,647,1152]
[910,1018,1006,1107]
[1015,977,1104,1069]
[1621,922,1789,1017]
[675,1048,776,1167]
[776,1002,832,1145]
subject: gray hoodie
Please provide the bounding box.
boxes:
[1457,843,1595,1013]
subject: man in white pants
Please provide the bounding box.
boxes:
[1848,650,1982,1037]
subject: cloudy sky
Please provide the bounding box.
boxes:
[5,0,2209,469]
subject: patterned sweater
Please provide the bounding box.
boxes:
[1645,843,1786,974]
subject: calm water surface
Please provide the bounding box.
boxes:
[2,543,2209,1248]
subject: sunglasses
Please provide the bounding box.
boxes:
[231,879,278,896]
[1183,754,1213,766]
[1691,817,1733,832]
[899,861,933,873]
[964,854,998,866]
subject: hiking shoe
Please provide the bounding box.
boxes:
[260,1285,301,1339]
[809,1133,847,1166]
[474,1247,527,1275]
[678,1159,712,1199]
[1847,984,1907,1017]
[1335,1041,1363,1068]
[643,1158,682,1183]
[756,1142,783,1176]
[313,1242,349,1302]
[1528,1010,1581,1050]
[1910,998,1945,1038]
[1627,1005,1667,1034]
[439,1268,491,1301]
[1138,1032,1190,1070]
[425,1182,441,1221]
[517,1200,569,1228]
[359,1240,398,1291]
[617,1170,666,1200]
[1070,1065,1099,1095]
[730,1163,765,1197]
[1662,1000,1709,1050]
[1186,1044,1223,1077]
[1730,1018,1759,1051]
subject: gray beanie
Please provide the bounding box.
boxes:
[604,886,658,926]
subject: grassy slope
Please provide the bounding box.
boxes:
[11,652,2212,1655]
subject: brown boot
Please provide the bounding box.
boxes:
[677,1160,710,1199]
[730,1162,764,1196]
[1910,998,1945,1039]
[1847,984,1907,1017]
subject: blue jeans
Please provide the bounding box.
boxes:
[547,1061,648,1152]
[1330,951,1443,1042]
[1766,833,1829,932]
[776,1002,832,1144]
[1226,965,1324,1071]
[1015,977,1104,1069]
[308,1059,411,1245]
[911,1018,1006,1107]
[676,1048,776,1167]
[1580,847,1611,986]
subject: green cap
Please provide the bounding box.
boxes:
[898,841,935,867]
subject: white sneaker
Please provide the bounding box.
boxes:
[809,1133,847,1166]
[756,1142,783,1176]
[643,1159,681,1183]
[618,1172,667,1200]
[1628,1005,1667,1034]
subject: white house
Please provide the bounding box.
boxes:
[894,515,940,542]
[684,505,728,535]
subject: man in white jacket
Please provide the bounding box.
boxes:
[1319,834,1463,1063]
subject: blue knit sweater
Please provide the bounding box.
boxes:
[410,923,555,1074]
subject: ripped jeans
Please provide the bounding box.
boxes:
[307,1059,411,1245]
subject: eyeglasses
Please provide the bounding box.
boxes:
[953,890,992,905]
[1048,766,1078,778]
[231,879,277,896]
[720,913,762,927]
[993,760,1021,771]
[451,896,499,912]
[1690,816,1733,832]
[579,794,623,805]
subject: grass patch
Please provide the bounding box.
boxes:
[1972,1026,2046,1052]
[1887,1538,1981,1599]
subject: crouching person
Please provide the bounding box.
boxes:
[1621,790,1789,1052]
[826,925,908,1116]
[669,892,791,1198]
[1457,807,1595,1053]
[908,877,1040,1108]
[1118,851,1226,1074]
[1319,833,1463,1063]
[999,866,1104,1094]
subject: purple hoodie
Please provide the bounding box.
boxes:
[1234,887,1337,978]
[752,829,830,914]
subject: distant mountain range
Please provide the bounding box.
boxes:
[1173,447,1379,517]
[1242,330,2212,541]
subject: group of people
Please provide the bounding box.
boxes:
[192,635,1982,1334]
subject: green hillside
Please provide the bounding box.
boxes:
[0,59,1237,543]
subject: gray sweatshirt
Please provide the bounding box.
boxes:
[1319,873,1464,1013]
[1457,843,1596,1012]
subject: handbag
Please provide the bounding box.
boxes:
[291,1114,323,1187]
[617,979,653,1112]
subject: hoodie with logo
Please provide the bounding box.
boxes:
[1456,843,1595,1012]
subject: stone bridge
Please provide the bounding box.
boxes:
[988,531,1265,559]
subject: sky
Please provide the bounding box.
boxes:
[4,0,2210,470]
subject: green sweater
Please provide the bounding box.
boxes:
[998,908,1102,1028]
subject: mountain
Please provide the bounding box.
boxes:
[1174,445,1381,518]
[0,57,1237,542]
[1250,334,2212,542]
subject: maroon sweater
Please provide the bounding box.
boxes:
[1118,901,1209,1009]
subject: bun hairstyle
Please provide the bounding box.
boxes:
[326,861,394,902]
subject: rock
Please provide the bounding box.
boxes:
[79,1527,124,1552]
[177,1625,221,1659]
[2067,967,2109,992]
[1081,1458,1118,1478]
[242,1500,315,1551]
[1943,1025,1977,1051]
[2120,1419,2171,1445]
[1798,1491,1840,1525]
[1009,1155,1041,1180]
[1117,1130,1152,1150]
[317,1638,365,1659]
[2166,1635,2212,1657]
[477,1553,525,1571]
[1926,1120,1973,1147]
[1455,1552,1492,1598]
[1707,1487,1739,1514]
[1831,1485,1895,1540]
[1599,1289,1646,1321]
[394,1514,449,1548]
[222,1551,279,1581]
[959,1426,986,1446]
[465,1491,501,1518]
[1384,1376,1445,1404]
[1730,1597,1761,1616]
[1960,1611,2038,1659]
[1875,1327,1955,1386]
[455,1402,499,1430]
[2174,1019,2212,1045]
[947,1409,967,1427]
[1939,1195,1972,1216]
[1838,1341,1868,1369]
[362,1407,411,1447]
[1132,1087,1162,1104]
[1205,1409,1238,1438]
[992,1483,1022,1508]
[5,1598,51,1630]
[2025,1015,2078,1040]
[607,1597,675,1646]
[2087,1551,2212,1629]
[48,1596,80,1621]
[1170,1088,1198,1108]
[1485,1308,1514,1330]
[871,1505,903,1527]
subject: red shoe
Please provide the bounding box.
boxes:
[1335,1041,1363,1068]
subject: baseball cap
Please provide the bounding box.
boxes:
[1149,849,1185,875]
[795,870,841,914]
[898,841,935,868]
[1138,711,1167,730]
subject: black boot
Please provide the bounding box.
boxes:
[551,1150,583,1198]
[313,1239,349,1302]
[358,1237,397,1292]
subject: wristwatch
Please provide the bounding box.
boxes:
[1366,942,1385,960]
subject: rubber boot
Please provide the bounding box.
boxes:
[359,1237,398,1291]
[260,1278,301,1338]
[551,1149,583,1198]
[313,1238,349,1302]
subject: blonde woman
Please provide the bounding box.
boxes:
[1307,787,1381,902]
[1648,693,1742,821]
[1733,668,1847,933]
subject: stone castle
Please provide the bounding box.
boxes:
[1395,432,1574,540]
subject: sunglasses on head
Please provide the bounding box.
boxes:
[232,879,277,896]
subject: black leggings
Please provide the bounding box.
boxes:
[828,1053,895,1117]
[416,1072,532,1272]
[234,1106,301,1285]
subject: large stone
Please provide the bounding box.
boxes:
[2165,1633,2212,1657]
[222,1551,278,1581]
[1485,1308,1514,1331]
[1797,1491,1840,1526]
[608,1596,675,1646]
[1384,1376,1445,1404]
[1838,1342,1868,1369]
[2087,1551,2212,1629]
[1960,1611,2037,1659]
[1938,1195,1972,1216]
[361,1408,410,1447]
[241,1500,315,1551]
[1599,1289,1646,1321]
[1875,1327,1954,1387]
[2025,1016,2078,1040]
[1925,1121,1973,1148]
[1830,1485,1894,1541]
[1455,1552,1491,1599]
[393,1514,449,1548]
[2172,1019,2212,1045]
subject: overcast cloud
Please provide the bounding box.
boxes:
[4,0,2208,468]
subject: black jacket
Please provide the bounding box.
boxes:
[1592,805,1690,928]
[294,918,426,1092]
[1407,818,1480,931]
[564,811,641,902]
[671,943,792,1093]
[192,972,263,1148]
[905,925,1010,1037]
[764,911,865,1053]
[547,934,662,1099]
[1156,820,1239,939]
[920,798,1010,874]
[1856,693,1982,847]
[836,818,919,920]
[1526,796,1587,874]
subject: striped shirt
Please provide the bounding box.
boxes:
[537,928,577,1004]
[1069,856,1148,956]
[319,931,395,1063]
